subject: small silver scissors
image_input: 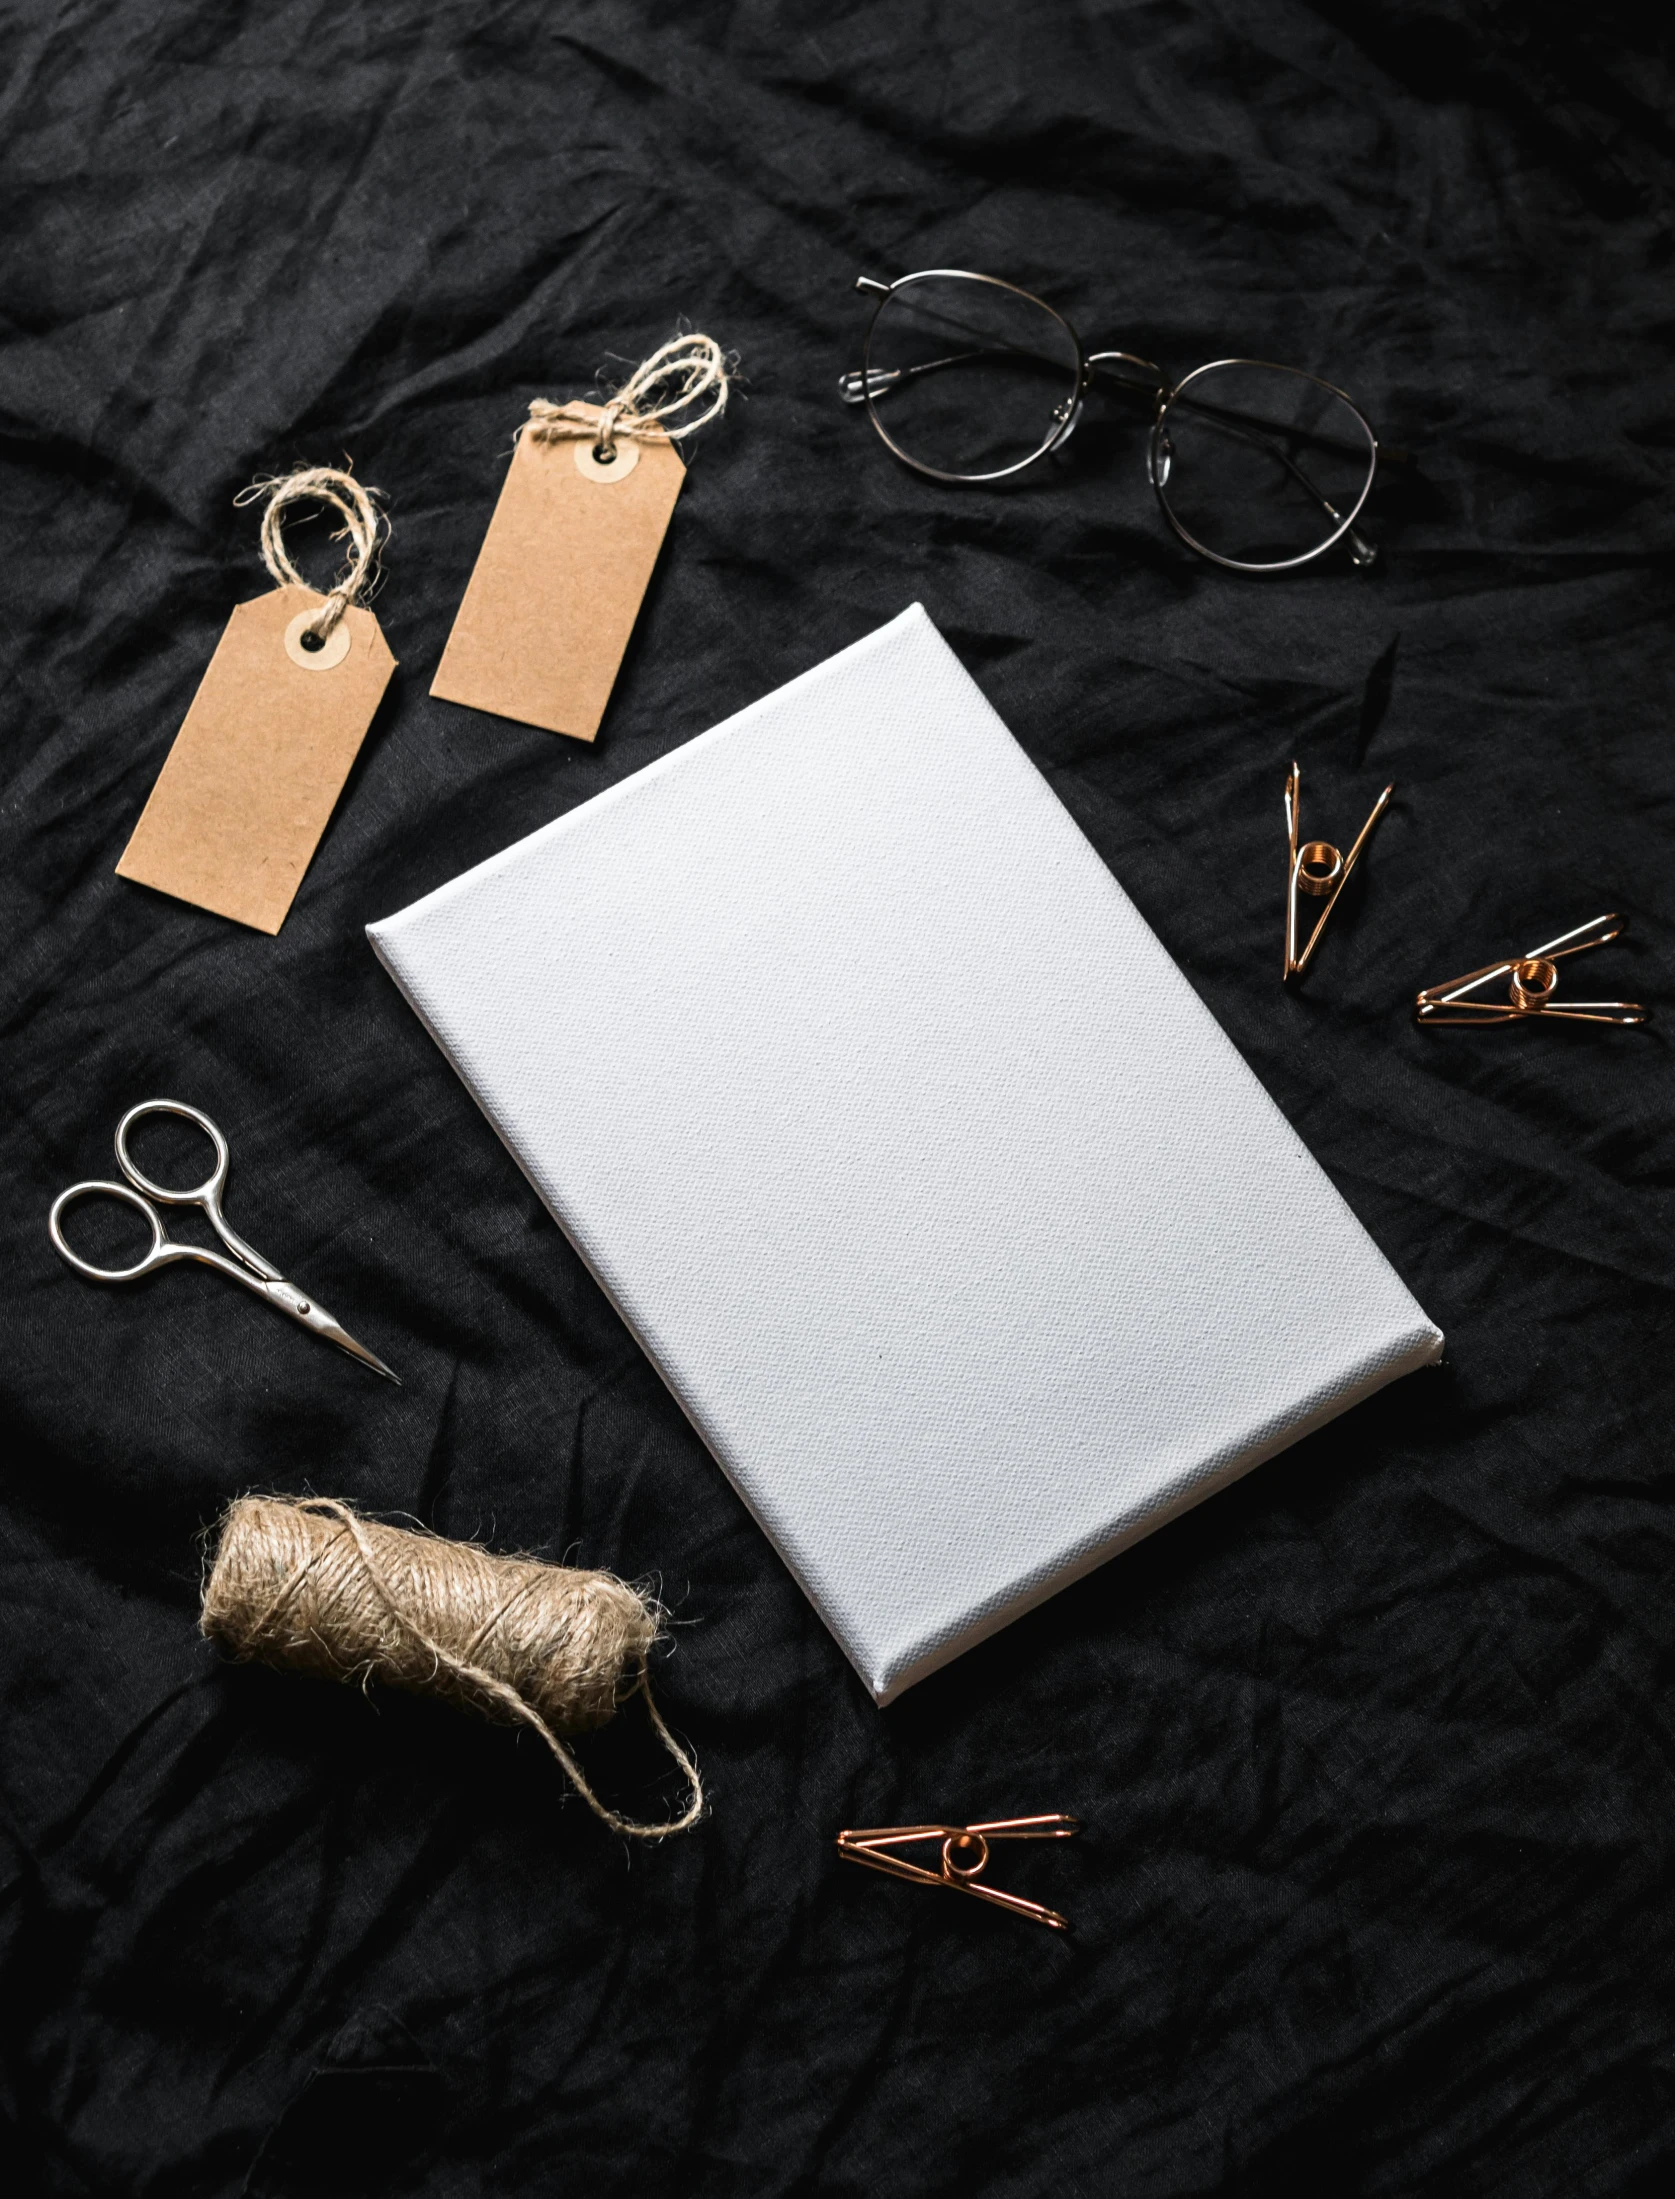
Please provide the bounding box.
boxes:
[48,1099,400,1383]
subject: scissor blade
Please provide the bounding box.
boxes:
[317,1315,403,1384]
[261,1277,402,1383]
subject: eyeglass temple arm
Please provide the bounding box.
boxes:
[1088,355,1392,468]
[1178,390,1412,474]
[839,344,1085,405]
[843,278,1091,404]
[838,349,994,403]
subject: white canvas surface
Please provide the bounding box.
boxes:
[369,605,1442,1704]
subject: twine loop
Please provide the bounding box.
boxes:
[236,466,386,643]
[525,332,731,463]
[202,1494,704,1841]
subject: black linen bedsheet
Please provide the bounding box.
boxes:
[2,4,1672,2193]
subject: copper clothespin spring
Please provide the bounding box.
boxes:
[835,1814,1080,1931]
[1415,913,1647,1026]
[1283,760,1394,981]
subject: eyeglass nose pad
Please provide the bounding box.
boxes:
[1047,395,1084,452]
[1148,427,1173,490]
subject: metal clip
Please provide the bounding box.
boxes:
[835,1813,1079,1931]
[1283,760,1393,980]
[1416,912,1647,1026]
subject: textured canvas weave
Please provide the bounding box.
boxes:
[369,606,1442,1701]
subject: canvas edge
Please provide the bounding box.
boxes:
[864,1318,1445,1706]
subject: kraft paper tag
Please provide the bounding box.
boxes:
[117,584,396,935]
[431,404,684,743]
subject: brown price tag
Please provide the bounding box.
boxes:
[431,400,684,744]
[117,583,396,935]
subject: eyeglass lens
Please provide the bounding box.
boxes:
[864,274,1082,480]
[1150,362,1376,570]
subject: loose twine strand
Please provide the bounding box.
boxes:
[202,1494,704,1840]
[235,466,387,642]
[525,331,731,459]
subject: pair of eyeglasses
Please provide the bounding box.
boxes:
[840,268,1385,574]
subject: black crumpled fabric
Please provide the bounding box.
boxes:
[2,4,1672,2193]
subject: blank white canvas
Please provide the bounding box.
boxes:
[370,605,1441,1704]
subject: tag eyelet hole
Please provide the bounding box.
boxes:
[283,607,352,670]
[573,436,640,481]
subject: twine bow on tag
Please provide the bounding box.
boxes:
[525,332,731,463]
[235,465,386,643]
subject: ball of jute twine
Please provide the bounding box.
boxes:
[201,1494,704,1840]
[525,331,731,460]
[234,466,386,644]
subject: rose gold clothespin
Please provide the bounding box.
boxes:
[1283,760,1393,980]
[1416,912,1647,1026]
[835,1813,1079,1931]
